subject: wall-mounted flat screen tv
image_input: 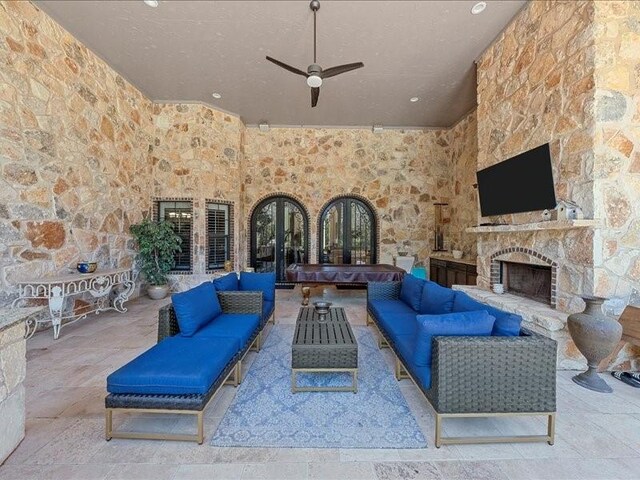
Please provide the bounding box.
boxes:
[476,143,557,217]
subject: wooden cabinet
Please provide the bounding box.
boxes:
[429,257,477,288]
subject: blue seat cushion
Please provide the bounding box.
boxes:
[452,291,522,336]
[213,273,239,292]
[413,310,495,366]
[106,336,237,395]
[240,272,276,302]
[419,280,455,315]
[171,282,221,337]
[368,300,417,322]
[192,313,260,350]
[395,334,432,390]
[383,313,420,343]
[263,300,274,324]
[399,274,425,311]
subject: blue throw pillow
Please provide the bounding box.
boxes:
[400,274,426,311]
[452,291,522,336]
[171,282,222,337]
[419,280,456,315]
[413,310,495,366]
[239,272,276,302]
[213,272,239,292]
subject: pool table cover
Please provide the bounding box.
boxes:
[285,263,405,284]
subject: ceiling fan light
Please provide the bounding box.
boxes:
[306,75,323,88]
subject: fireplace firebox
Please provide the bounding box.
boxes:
[500,261,552,305]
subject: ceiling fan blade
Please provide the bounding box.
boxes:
[322,62,364,79]
[311,87,320,107]
[265,56,308,77]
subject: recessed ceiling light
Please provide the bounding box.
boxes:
[471,1,487,14]
[211,93,222,99]
[410,97,419,103]
[143,0,159,7]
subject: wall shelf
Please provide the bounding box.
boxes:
[465,219,601,234]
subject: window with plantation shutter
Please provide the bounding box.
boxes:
[156,200,193,272]
[207,202,232,270]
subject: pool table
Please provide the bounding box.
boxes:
[285,263,405,305]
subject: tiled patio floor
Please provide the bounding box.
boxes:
[2,286,640,480]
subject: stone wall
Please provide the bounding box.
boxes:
[0,1,154,306]
[592,1,640,307]
[476,0,640,369]
[476,0,597,314]
[150,103,245,289]
[242,127,453,266]
[447,111,478,259]
[592,1,640,368]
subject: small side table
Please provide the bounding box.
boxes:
[12,268,135,339]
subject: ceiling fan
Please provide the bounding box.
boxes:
[266,0,364,107]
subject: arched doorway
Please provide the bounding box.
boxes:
[318,196,377,265]
[250,195,309,281]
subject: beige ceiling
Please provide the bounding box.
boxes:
[37,0,526,128]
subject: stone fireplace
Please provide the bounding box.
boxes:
[469,229,596,369]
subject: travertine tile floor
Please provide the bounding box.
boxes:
[2,286,640,480]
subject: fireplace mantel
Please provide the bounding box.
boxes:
[465,219,600,234]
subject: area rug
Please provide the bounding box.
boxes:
[210,325,427,448]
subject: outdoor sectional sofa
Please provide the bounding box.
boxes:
[104,272,275,444]
[367,275,557,448]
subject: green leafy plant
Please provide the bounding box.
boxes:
[130,219,182,286]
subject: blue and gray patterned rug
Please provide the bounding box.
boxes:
[210,325,427,448]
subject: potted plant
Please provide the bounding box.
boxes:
[130,218,182,300]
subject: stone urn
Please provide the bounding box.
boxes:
[147,285,169,300]
[567,296,622,393]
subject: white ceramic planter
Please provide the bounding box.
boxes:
[147,285,169,300]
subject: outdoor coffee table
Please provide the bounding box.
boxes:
[291,306,358,393]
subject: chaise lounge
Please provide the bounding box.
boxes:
[367,275,557,448]
[105,272,275,444]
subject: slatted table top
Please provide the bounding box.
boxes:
[293,307,357,347]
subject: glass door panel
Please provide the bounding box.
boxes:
[320,203,344,264]
[283,201,306,274]
[254,201,277,274]
[350,201,372,264]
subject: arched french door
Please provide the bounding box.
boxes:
[250,195,309,282]
[319,197,377,265]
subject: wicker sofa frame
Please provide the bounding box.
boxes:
[366,281,557,448]
[105,290,265,444]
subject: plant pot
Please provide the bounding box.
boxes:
[567,296,622,393]
[147,285,170,300]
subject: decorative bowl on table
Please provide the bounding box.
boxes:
[77,262,97,274]
[313,301,332,323]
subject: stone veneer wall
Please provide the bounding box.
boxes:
[150,103,245,290]
[241,127,453,265]
[0,1,154,306]
[476,0,597,314]
[0,1,475,302]
[447,111,478,259]
[477,0,640,368]
[592,1,640,309]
